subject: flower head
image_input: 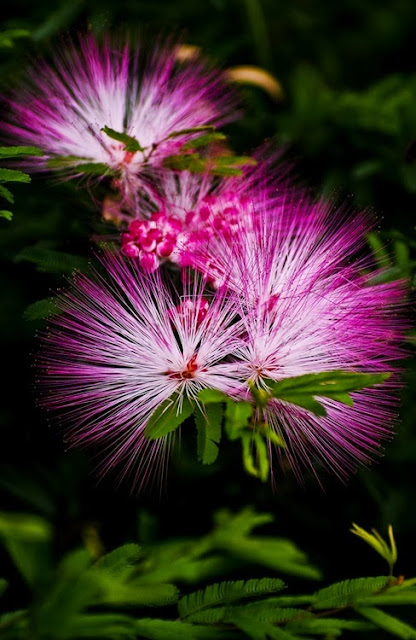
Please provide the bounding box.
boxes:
[203,195,407,481]
[38,252,241,490]
[3,35,238,197]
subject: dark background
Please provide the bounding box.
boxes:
[1,0,415,595]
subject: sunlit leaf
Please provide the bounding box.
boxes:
[101,126,144,152]
[195,404,222,464]
[145,395,194,439]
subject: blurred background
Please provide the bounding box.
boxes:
[1,0,415,608]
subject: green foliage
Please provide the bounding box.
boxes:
[135,618,228,639]
[15,244,89,273]
[178,578,285,618]
[194,370,389,482]
[101,126,145,152]
[210,508,322,580]
[46,157,115,176]
[0,168,30,184]
[163,151,256,176]
[182,131,227,150]
[264,371,391,417]
[0,160,34,220]
[145,395,194,439]
[0,29,30,48]
[23,296,61,320]
[312,576,391,609]
[2,508,416,638]
[0,147,43,160]
[351,524,398,575]
[0,512,52,587]
[195,404,223,464]
[356,608,416,639]
[0,147,43,220]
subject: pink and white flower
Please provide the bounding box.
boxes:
[3,35,238,197]
[39,251,242,490]
[202,195,408,481]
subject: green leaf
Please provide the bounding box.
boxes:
[92,575,179,607]
[357,607,416,638]
[228,613,298,640]
[0,512,51,541]
[67,613,136,638]
[178,578,285,618]
[15,245,89,274]
[210,166,243,176]
[0,512,52,587]
[95,543,143,573]
[0,210,12,221]
[0,29,30,48]
[145,395,194,439]
[224,400,252,439]
[46,156,114,175]
[242,432,270,481]
[163,153,207,173]
[356,586,416,606]
[0,184,14,203]
[211,509,321,580]
[257,423,285,448]
[137,538,227,585]
[208,155,257,176]
[267,371,391,417]
[181,132,227,150]
[185,607,227,624]
[167,125,216,138]
[287,617,373,636]
[195,404,222,464]
[93,543,179,607]
[215,155,257,167]
[135,618,227,639]
[0,146,43,159]
[73,162,115,175]
[313,576,390,609]
[224,603,306,625]
[224,537,321,580]
[101,126,144,152]
[262,595,315,607]
[23,297,61,320]
[198,389,230,404]
[213,507,274,537]
[350,523,397,574]
[0,168,31,184]
[0,609,27,635]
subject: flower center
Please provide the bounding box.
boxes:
[167,354,199,380]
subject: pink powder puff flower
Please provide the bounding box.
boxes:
[201,195,407,482]
[120,193,251,273]
[121,210,183,271]
[119,154,288,272]
[38,252,242,490]
[2,34,238,197]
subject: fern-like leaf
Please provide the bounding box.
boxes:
[134,618,229,639]
[178,578,285,618]
[313,576,390,610]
